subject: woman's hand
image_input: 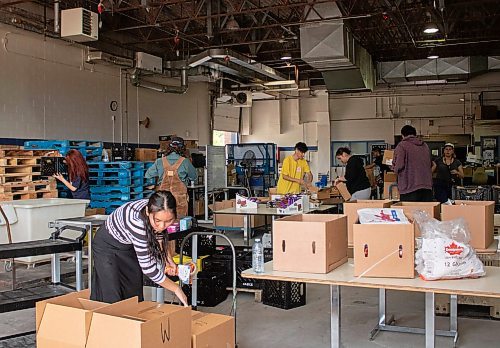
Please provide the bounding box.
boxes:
[165,264,178,276]
[174,286,189,307]
[450,169,459,175]
[53,173,65,182]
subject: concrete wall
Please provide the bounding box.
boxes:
[0,24,211,145]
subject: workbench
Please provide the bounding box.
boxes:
[243,260,500,348]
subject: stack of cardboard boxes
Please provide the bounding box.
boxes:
[36,290,234,348]
[209,199,265,229]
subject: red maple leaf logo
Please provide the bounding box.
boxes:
[375,211,396,222]
[444,242,464,256]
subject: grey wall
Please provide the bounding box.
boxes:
[0,24,211,145]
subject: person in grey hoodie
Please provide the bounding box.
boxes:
[393,125,433,202]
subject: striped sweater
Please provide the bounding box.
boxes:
[105,199,166,284]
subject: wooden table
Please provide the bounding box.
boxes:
[243,260,500,348]
[213,204,338,245]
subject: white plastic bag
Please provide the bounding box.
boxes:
[357,208,409,224]
[414,211,485,281]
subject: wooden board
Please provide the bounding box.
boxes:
[242,260,500,299]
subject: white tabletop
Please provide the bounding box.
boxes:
[242,260,500,298]
[213,204,337,216]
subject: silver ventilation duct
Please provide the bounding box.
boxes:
[130,68,188,94]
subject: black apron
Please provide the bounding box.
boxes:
[90,225,144,303]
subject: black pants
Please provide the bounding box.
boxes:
[399,188,434,202]
[433,182,451,203]
[90,225,144,303]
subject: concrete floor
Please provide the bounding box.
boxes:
[1,230,500,347]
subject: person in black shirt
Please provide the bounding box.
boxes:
[334,147,371,200]
[432,143,464,203]
[53,149,90,200]
[365,147,390,198]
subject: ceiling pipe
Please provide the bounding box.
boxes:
[53,0,59,33]
[130,68,188,94]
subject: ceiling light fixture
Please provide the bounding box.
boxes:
[423,22,439,34]
[427,52,439,59]
[280,51,292,60]
[226,16,240,31]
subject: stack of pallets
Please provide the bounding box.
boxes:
[24,139,103,161]
[0,148,58,201]
[88,161,154,214]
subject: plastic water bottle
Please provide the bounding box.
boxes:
[252,238,264,273]
[102,148,110,162]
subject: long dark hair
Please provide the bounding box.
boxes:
[65,149,89,182]
[141,191,177,266]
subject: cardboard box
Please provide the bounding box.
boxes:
[86,298,191,348]
[383,172,399,200]
[273,214,348,273]
[475,105,498,120]
[441,200,495,250]
[343,199,392,246]
[353,223,415,278]
[277,195,310,214]
[268,187,277,197]
[85,208,106,216]
[336,182,351,201]
[209,200,265,228]
[191,311,235,348]
[391,201,441,237]
[135,148,158,162]
[384,172,397,182]
[382,150,394,166]
[309,187,331,200]
[235,194,258,209]
[36,289,107,348]
[194,199,205,216]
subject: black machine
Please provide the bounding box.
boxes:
[40,157,67,177]
[112,144,134,161]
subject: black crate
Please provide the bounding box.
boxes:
[40,157,67,177]
[176,234,216,257]
[202,246,273,289]
[182,271,228,307]
[492,186,500,213]
[262,280,306,310]
[452,185,491,201]
[112,144,134,161]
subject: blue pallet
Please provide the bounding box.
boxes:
[89,177,144,186]
[88,161,144,170]
[74,147,103,157]
[89,168,144,178]
[91,191,146,202]
[144,177,156,186]
[90,185,144,194]
[24,140,70,150]
[70,140,103,148]
[144,162,155,169]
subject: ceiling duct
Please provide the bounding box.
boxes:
[86,50,134,68]
[378,56,488,84]
[488,56,500,71]
[130,68,188,94]
[300,3,375,92]
[185,49,287,83]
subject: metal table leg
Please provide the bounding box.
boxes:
[330,285,341,348]
[370,289,395,340]
[450,294,459,347]
[191,234,198,308]
[51,253,60,284]
[243,214,250,246]
[155,287,164,303]
[75,250,83,291]
[425,292,435,348]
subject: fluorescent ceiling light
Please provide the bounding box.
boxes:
[423,23,439,34]
[280,51,292,60]
[427,54,439,59]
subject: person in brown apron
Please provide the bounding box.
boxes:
[145,137,197,255]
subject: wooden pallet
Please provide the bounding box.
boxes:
[0,164,40,175]
[0,157,40,166]
[0,173,42,184]
[0,179,55,193]
[0,189,58,201]
[0,149,58,157]
[227,287,262,302]
[436,293,500,319]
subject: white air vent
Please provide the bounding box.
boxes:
[87,51,134,67]
[136,52,163,73]
[61,8,98,42]
[233,91,252,107]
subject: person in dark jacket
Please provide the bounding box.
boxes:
[393,125,433,202]
[53,149,90,200]
[432,143,464,203]
[334,147,371,200]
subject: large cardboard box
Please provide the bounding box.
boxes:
[135,148,158,162]
[353,223,415,278]
[86,298,191,348]
[309,186,331,200]
[343,199,392,246]
[193,199,205,216]
[441,200,495,250]
[382,150,394,166]
[191,311,235,348]
[273,214,348,273]
[36,289,107,348]
[391,201,441,237]
[383,172,399,200]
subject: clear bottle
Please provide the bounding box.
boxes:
[102,148,110,162]
[252,238,264,273]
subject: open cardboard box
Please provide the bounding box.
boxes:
[382,150,394,166]
[441,200,495,250]
[309,186,332,200]
[273,214,348,273]
[343,199,392,246]
[336,182,351,201]
[209,199,265,228]
[383,172,399,200]
[353,222,415,278]
[390,201,441,237]
[191,311,235,348]
[86,297,191,348]
[36,289,107,348]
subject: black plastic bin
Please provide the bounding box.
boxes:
[175,234,216,257]
[262,280,306,310]
[182,271,228,307]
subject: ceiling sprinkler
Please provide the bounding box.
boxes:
[224,55,230,62]
[382,12,389,21]
[97,1,105,14]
